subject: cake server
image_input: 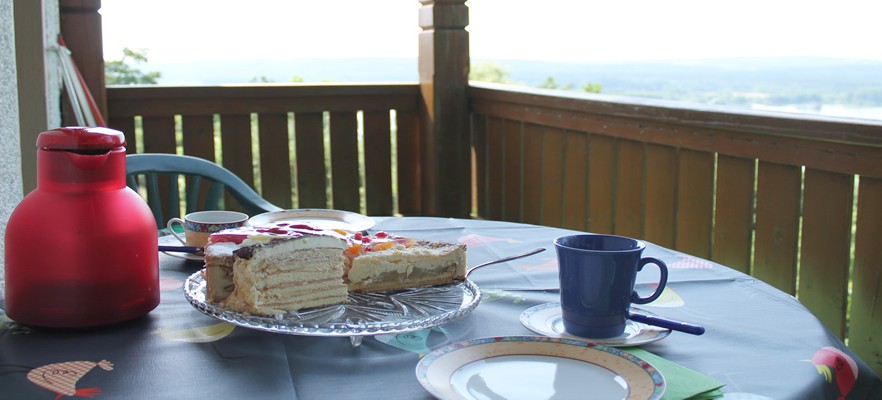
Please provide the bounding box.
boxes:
[158,245,204,255]
[628,311,706,335]
[466,248,546,277]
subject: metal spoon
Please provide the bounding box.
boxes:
[466,248,547,277]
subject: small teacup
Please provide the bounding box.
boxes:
[554,234,668,338]
[166,210,249,248]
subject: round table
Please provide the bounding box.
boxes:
[1,217,880,399]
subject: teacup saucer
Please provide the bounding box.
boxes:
[158,234,204,262]
[520,302,671,347]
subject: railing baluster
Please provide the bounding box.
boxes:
[219,114,255,213]
[522,123,544,226]
[363,110,393,216]
[181,115,215,161]
[674,149,715,259]
[799,169,854,338]
[295,112,329,209]
[258,112,294,209]
[586,135,615,234]
[644,143,677,249]
[503,119,523,222]
[539,127,565,229]
[851,177,882,373]
[712,155,756,274]
[753,161,802,295]
[613,139,644,238]
[329,111,361,212]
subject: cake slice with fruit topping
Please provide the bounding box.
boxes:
[344,231,466,293]
[202,223,466,316]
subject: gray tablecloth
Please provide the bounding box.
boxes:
[2,217,880,399]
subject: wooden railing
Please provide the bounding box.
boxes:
[470,82,882,374]
[107,82,882,374]
[107,84,423,216]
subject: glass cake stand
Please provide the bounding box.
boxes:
[183,271,482,346]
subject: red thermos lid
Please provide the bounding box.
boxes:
[36,127,126,151]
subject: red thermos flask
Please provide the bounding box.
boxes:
[4,127,159,328]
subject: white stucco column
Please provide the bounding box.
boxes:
[1,0,24,292]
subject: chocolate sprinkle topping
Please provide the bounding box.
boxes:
[234,246,255,260]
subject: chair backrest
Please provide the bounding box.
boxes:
[126,153,282,228]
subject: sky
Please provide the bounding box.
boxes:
[100,0,882,64]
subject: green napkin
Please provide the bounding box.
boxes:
[624,347,725,400]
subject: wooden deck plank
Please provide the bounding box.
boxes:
[141,115,177,155]
[613,139,644,238]
[753,161,801,294]
[562,130,588,232]
[587,135,615,234]
[395,109,421,215]
[180,115,216,211]
[712,155,755,274]
[540,127,565,228]
[330,111,361,212]
[140,116,177,218]
[294,112,328,208]
[674,149,715,259]
[472,114,488,218]
[363,110,393,216]
[484,117,505,221]
[850,177,882,375]
[522,123,544,225]
[799,169,853,338]
[503,120,523,222]
[218,114,254,213]
[181,115,215,162]
[258,112,293,209]
[643,143,677,248]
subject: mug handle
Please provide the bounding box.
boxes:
[166,218,187,245]
[631,257,668,304]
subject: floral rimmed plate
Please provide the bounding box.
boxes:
[520,302,671,347]
[416,336,665,400]
[183,271,480,338]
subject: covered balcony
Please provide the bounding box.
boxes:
[10,0,882,376]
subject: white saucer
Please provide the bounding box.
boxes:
[520,302,671,347]
[159,234,204,262]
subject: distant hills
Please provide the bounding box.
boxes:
[142,56,882,118]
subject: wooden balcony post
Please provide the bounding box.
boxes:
[59,0,106,125]
[418,0,470,217]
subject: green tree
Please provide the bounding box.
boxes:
[538,76,573,90]
[470,62,513,84]
[581,82,602,93]
[105,48,160,84]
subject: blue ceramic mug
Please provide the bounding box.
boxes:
[554,234,668,338]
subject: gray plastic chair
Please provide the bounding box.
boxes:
[126,153,282,228]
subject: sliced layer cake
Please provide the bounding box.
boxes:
[203,224,467,316]
[204,225,349,316]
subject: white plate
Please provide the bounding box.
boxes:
[249,209,374,232]
[416,336,665,400]
[184,271,481,337]
[159,234,204,262]
[520,302,671,347]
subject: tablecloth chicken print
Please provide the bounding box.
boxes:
[27,360,114,399]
